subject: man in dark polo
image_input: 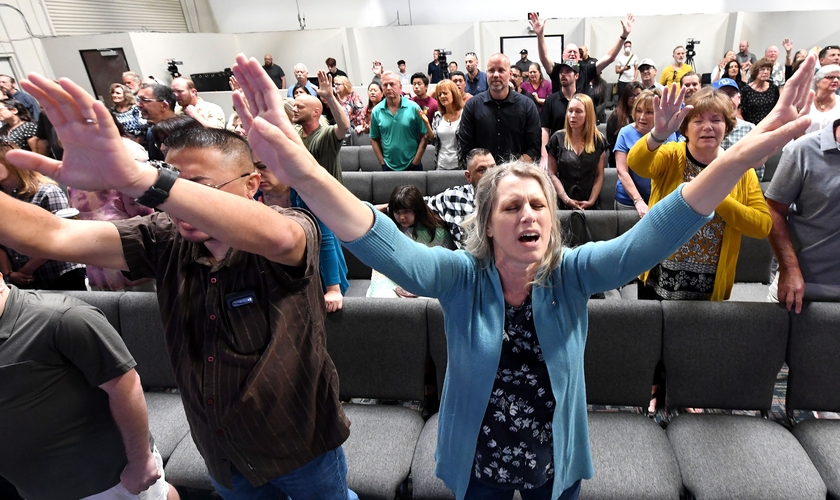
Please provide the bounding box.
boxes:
[457,53,541,167]
[0,275,174,500]
[0,73,353,499]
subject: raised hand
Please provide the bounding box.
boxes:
[7,74,149,193]
[651,83,693,140]
[782,38,793,53]
[726,53,815,167]
[529,13,545,36]
[620,13,635,37]
[316,70,334,100]
[231,54,320,187]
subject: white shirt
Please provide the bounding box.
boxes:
[615,53,639,83]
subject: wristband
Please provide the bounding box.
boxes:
[135,160,180,209]
[649,132,667,144]
[620,35,628,40]
[633,198,643,205]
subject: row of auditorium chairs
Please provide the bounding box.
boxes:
[59,292,839,499]
[339,143,784,195]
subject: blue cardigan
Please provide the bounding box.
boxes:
[344,185,709,499]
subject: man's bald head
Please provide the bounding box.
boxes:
[292,94,322,125]
[563,44,580,61]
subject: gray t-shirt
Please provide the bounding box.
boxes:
[0,288,136,500]
[301,124,343,183]
[765,125,840,299]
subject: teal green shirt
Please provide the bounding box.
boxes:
[369,97,427,170]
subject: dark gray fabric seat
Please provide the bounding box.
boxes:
[359,146,380,171]
[667,415,825,499]
[341,145,360,171]
[325,298,428,499]
[163,436,213,490]
[410,413,455,500]
[145,391,190,463]
[787,303,840,498]
[663,301,826,499]
[597,169,618,209]
[582,301,682,499]
[371,171,429,204]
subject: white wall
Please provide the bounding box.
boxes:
[0,0,55,80]
[128,32,239,84]
[739,9,840,58]
[40,33,138,96]
[206,0,840,33]
[237,29,346,83]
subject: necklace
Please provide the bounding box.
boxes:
[816,95,834,111]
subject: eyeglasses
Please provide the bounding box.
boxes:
[196,172,251,190]
[136,96,163,104]
[823,75,840,81]
[465,52,477,58]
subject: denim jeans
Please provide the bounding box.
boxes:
[209,447,358,500]
[465,474,581,500]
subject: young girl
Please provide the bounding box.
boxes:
[368,185,455,297]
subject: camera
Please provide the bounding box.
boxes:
[686,38,700,58]
[166,59,183,78]
[436,49,452,64]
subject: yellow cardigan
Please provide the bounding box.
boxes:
[627,136,771,300]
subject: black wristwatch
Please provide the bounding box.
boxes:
[135,160,180,209]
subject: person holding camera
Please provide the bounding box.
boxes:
[614,40,639,97]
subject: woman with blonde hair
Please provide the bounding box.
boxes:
[613,89,678,217]
[0,142,86,290]
[109,82,146,138]
[333,75,365,128]
[229,51,815,499]
[417,79,464,170]
[546,94,606,209]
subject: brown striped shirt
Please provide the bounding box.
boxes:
[114,208,349,488]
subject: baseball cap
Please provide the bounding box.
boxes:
[638,58,656,70]
[712,78,740,91]
[520,49,528,55]
[558,59,579,73]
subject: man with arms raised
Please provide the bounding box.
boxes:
[1,74,353,499]
[458,54,541,167]
[530,12,634,95]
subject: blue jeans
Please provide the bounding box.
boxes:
[209,447,358,500]
[465,475,581,500]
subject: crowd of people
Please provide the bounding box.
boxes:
[0,17,838,500]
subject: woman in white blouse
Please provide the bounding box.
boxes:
[417,79,464,170]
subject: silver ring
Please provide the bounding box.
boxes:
[84,118,98,124]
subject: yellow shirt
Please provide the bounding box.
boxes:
[627,138,772,300]
[659,63,694,88]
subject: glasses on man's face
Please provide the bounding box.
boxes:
[192,172,251,190]
[136,96,163,104]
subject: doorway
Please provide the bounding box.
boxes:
[80,48,130,108]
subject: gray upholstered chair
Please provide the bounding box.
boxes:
[663,301,826,499]
[786,303,840,499]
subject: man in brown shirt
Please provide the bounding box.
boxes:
[0,74,352,499]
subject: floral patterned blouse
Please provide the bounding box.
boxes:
[339,91,365,127]
[474,295,555,489]
[649,152,723,300]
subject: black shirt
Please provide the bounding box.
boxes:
[549,61,596,95]
[458,88,541,166]
[540,92,571,136]
[428,61,443,83]
[263,63,286,89]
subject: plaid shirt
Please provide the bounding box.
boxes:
[425,183,475,248]
[721,119,764,181]
[4,184,85,282]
